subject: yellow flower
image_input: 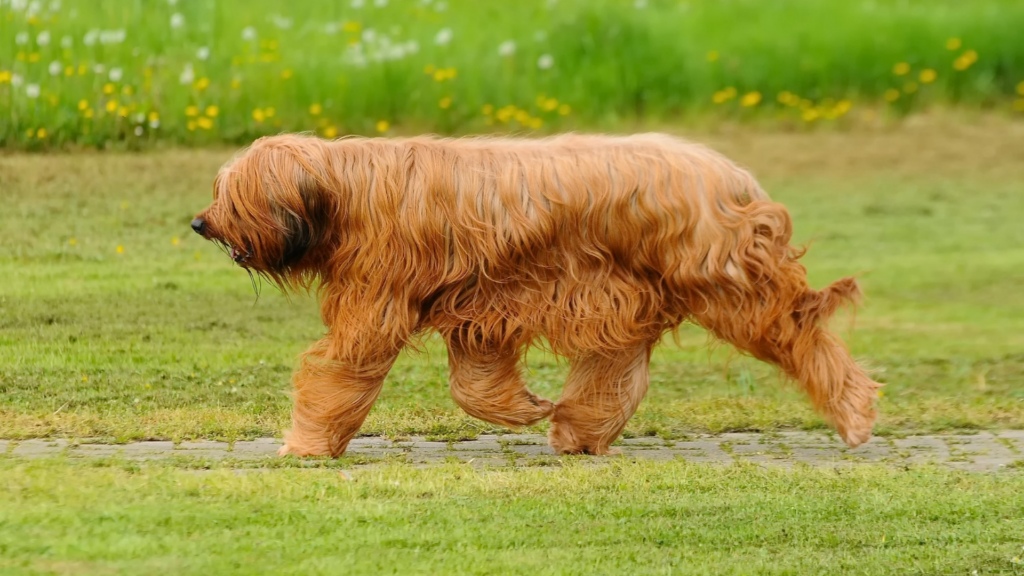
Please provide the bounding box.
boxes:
[481,104,494,115]
[185,105,199,117]
[231,77,241,90]
[558,103,571,116]
[269,39,279,51]
[424,64,436,75]
[265,106,276,118]
[105,100,117,113]
[28,52,40,63]
[433,70,446,82]
[903,81,918,94]
[36,128,47,139]
[194,77,210,91]
[712,87,736,104]
[439,96,452,109]
[252,108,266,122]
[801,109,819,122]
[118,106,129,117]
[1017,81,1024,96]
[740,91,762,107]
[78,63,87,75]
[323,125,338,138]
[542,98,559,112]
[1013,99,1024,112]
[171,236,180,246]
[281,69,293,80]
[64,66,74,76]
[375,120,389,133]
[69,238,78,246]
[706,50,719,62]
[148,111,160,123]
[116,245,125,254]
[197,117,213,130]
[205,105,219,117]
[16,52,26,62]
[0,70,10,83]
[834,99,852,116]
[309,103,323,116]
[25,128,34,138]
[528,117,543,129]
[187,120,197,131]
[945,37,961,51]
[343,21,361,33]
[78,99,89,111]
[83,109,94,119]
[884,88,900,102]
[515,110,531,124]
[81,375,88,382]
[892,62,910,76]
[103,83,115,95]
[953,50,978,71]
[918,69,937,84]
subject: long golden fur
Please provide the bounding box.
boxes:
[192,133,881,457]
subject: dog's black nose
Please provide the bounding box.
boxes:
[191,217,206,235]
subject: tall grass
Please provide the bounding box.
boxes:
[1,0,1023,148]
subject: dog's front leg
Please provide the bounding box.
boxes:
[279,336,400,458]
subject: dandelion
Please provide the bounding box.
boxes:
[439,96,452,109]
[28,53,41,63]
[343,21,362,33]
[187,120,197,131]
[194,77,210,91]
[105,100,117,113]
[541,97,558,112]
[48,61,61,76]
[0,71,10,83]
[529,117,543,129]
[1017,81,1024,96]
[323,125,338,138]
[884,88,900,102]
[918,68,937,84]
[116,245,125,254]
[706,50,719,62]
[78,63,87,75]
[903,81,918,94]
[281,69,293,79]
[185,105,199,117]
[376,119,389,132]
[801,108,819,122]
[118,106,129,117]
[265,106,276,117]
[196,46,210,60]
[252,108,266,122]
[435,27,452,46]
[242,26,257,41]
[78,99,88,111]
[26,83,40,99]
[37,30,50,46]
[740,91,762,107]
[171,236,181,246]
[498,40,516,57]
[36,128,47,138]
[81,374,88,382]
[537,54,554,70]
[309,103,323,115]
[231,77,242,90]
[1013,99,1024,112]
[945,37,961,51]
[197,117,213,130]
[892,62,910,76]
[122,85,133,96]
[205,105,219,117]
[558,103,571,116]
[953,49,977,71]
[834,99,852,116]
[69,238,78,246]
[148,111,160,128]
[170,12,184,29]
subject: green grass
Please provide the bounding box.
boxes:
[1,120,1022,442]
[3,0,1024,148]
[0,458,1022,575]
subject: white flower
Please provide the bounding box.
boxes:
[92,63,105,74]
[49,0,61,11]
[534,30,547,42]
[36,30,50,45]
[374,0,387,6]
[10,73,23,87]
[108,67,123,82]
[498,40,515,57]
[60,34,72,48]
[324,22,338,35]
[537,53,554,70]
[149,118,160,129]
[196,46,210,60]
[179,63,194,85]
[134,126,144,136]
[83,29,98,46]
[361,28,376,42]
[15,32,29,45]
[133,112,145,123]
[11,0,28,10]
[434,27,452,45]
[48,60,61,76]
[170,12,184,29]
[434,1,446,11]
[269,14,292,29]
[26,83,40,99]
[634,0,647,7]
[404,40,419,54]
[100,29,126,44]
[241,26,257,41]
[351,0,364,7]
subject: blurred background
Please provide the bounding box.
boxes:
[2,0,1024,148]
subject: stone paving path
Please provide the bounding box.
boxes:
[5,431,1024,472]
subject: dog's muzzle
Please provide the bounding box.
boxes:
[191,217,206,235]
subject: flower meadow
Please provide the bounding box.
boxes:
[2,0,1024,149]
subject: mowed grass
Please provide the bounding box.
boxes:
[3,0,1024,148]
[0,458,1022,575]
[1,118,1023,442]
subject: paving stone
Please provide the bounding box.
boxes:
[997,431,1024,454]
[505,443,554,456]
[500,434,547,445]
[0,440,9,454]
[12,440,66,458]
[620,437,668,447]
[893,436,950,464]
[449,439,503,451]
[176,441,230,451]
[230,439,282,457]
[349,437,397,449]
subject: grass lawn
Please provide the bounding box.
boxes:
[0,458,1022,575]
[1,117,1023,443]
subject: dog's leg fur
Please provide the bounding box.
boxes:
[446,329,555,427]
[278,337,399,457]
[548,344,653,455]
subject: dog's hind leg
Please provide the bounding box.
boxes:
[547,344,653,455]
[446,327,555,427]
[279,337,400,458]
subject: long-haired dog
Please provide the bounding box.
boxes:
[191,133,881,457]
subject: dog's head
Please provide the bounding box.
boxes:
[191,135,335,287]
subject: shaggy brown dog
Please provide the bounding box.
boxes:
[191,133,881,457]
